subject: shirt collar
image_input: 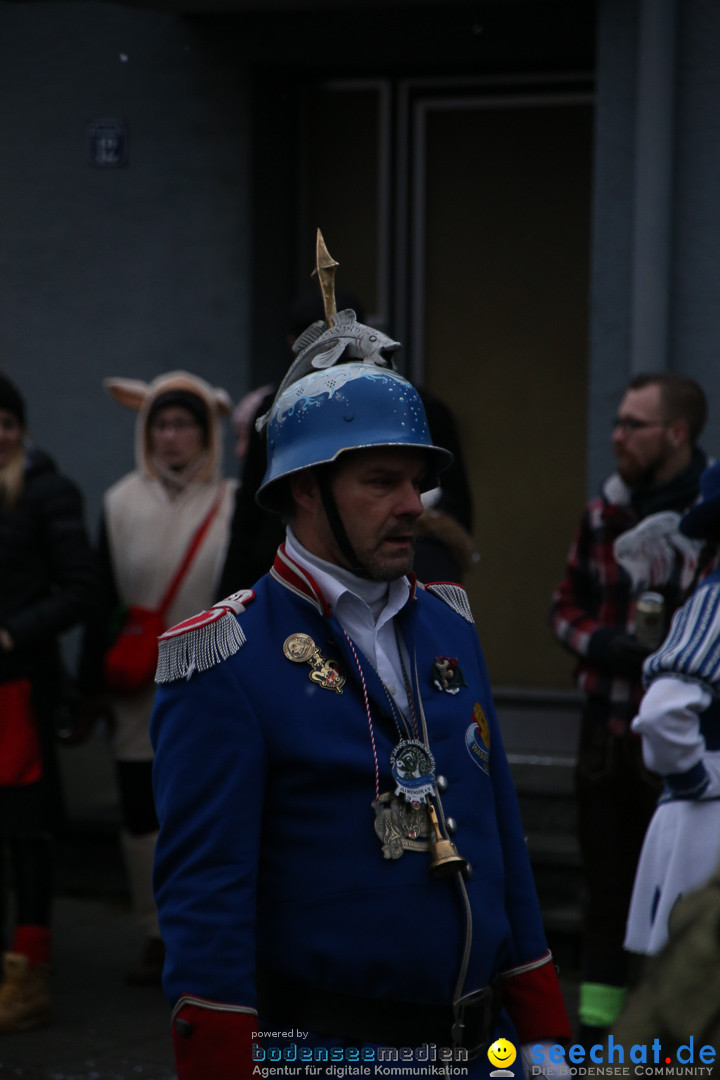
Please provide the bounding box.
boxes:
[284,526,412,621]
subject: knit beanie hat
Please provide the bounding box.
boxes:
[147,389,209,440]
[0,375,26,428]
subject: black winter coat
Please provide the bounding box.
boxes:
[0,446,96,691]
[0,447,95,830]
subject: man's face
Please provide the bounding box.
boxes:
[612,384,677,487]
[0,409,23,468]
[298,446,428,581]
[148,405,205,470]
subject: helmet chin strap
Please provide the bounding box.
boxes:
[315,467,371,579]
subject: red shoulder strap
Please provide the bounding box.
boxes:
[157,484,225,617]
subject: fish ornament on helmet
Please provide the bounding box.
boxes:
[256,230,453,516]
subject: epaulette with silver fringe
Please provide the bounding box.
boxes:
[424,583,474,624]
[155,590,255,684]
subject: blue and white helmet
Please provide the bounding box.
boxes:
[256,349,453,512]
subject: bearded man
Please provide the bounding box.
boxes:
[550,372,708,1046]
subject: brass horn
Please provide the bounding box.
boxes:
[427,799,467,878]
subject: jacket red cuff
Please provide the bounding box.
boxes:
[171,996,258,1080]
[500,953,572,1044]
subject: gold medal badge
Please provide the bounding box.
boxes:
[283,632,346,694]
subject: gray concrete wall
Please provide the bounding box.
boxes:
[0,1,252,819]
[0,2,251,530]
[671,0,720,396]
[589,0,720,494]
[587,0,639,492]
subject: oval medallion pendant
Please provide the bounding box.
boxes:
[390,738,437,805]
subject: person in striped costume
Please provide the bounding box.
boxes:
[625,457,720,958]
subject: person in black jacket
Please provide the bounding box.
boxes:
[0,374,95,1032]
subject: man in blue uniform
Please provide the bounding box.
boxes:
[150,308,571,1079]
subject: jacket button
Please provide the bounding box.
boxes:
[436,775,449,793]
[175,1018,193,1038]
[446,817,457,835]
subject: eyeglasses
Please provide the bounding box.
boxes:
[150,419,201,434]
[612,417,667,434]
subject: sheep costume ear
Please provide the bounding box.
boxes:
[103,377,151,411]
[209,386,233,416]
[104,373,233,416]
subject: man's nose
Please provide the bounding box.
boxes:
[396,482,425,517]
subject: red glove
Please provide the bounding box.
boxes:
[500,953,572,1045]
[171,996,259,1080]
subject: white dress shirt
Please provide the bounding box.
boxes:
[285,527,413,717]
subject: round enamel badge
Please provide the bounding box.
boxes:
[465,702,490,775]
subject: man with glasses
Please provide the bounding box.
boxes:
[550,373,708,1047]
[77,371,237,988]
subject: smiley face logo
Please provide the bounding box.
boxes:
[488,1038,517,1071]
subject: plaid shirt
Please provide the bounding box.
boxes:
[551,473,698,735]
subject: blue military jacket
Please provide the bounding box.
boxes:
[151,547,565,1054]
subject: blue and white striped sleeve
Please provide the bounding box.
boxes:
[643,583,720,691]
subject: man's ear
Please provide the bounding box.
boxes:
[668,416,689,449]
[289,469,319,513]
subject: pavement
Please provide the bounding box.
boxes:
[0,822,581,1080]
[0,827,175,1080]
[0,894,176,1080]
